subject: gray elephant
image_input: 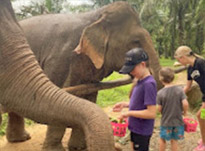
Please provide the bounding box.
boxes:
[0,1,115,151]
[2,1,162,151]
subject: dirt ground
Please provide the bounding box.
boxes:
[0,108,201,151]
[0,72,202,151]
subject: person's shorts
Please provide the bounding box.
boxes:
[160,126,184,141]
[130,132,151,151]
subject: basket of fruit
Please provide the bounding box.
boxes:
[183,118,198,133]
[109,117,128,137]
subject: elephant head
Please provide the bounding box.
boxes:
[75,1,162,89]
[0,1,115,151]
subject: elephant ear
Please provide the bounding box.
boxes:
[74,15,109,69]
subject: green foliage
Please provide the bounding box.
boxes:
[15,1,46,20]
[15,0,67,20]
[91,0,126,7]
[44,0,66,13]
[63,4,93,13]
[97,72,132,107]
[0,114,7,136]
[159,57,176,67]
[45,0,52,12]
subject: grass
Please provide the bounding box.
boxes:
[159,57,176,67]
[97,72,132,107]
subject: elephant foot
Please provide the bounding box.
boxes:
[42,143,65,151]
[6,130,31,142]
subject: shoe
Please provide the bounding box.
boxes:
[193,143,205,151]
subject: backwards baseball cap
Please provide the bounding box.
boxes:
[119,48,149,74]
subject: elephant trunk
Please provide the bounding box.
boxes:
[0,1,115,151]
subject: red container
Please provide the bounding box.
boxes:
[183,118,198,132]
[111,119,128,137]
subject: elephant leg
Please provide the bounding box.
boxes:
[42,126,66,151]
[68,127,86,151]
[6,112,31,142]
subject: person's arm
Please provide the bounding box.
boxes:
[112,101,129,112]
[202,95,205,108]
[157,105,162,113]
[202,102,205,108]
[156,92,162,113]
[184,80,193,93]
[120,105,156,119]
[182,99,189,116]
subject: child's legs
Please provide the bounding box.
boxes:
[130,132,151,151]
[197,107,205,145]
[170,139,178,151]
[160,126,184,151]
[159,138,166,151]
[171,126,184,151]
[130,142,135,151]
[159,126,171,151]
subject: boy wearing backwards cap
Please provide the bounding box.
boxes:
[175,45,205,151]
[113,48,157,151]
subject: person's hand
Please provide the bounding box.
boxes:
[202,102,205,109]
[118,111,129,120]
[183,112,188,118]
[112,102,126,112]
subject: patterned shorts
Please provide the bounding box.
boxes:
[160,126,184,141]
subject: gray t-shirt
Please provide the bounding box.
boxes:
[157,85,186,127]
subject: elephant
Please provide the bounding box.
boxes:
[0,1,115,151]
[1,1,162,151]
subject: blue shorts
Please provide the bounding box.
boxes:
[160,126,184,141]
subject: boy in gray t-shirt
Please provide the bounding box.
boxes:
[157,67,189,151]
